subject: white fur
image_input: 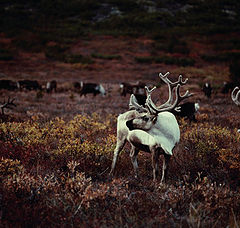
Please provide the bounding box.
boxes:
[195,103,200,112]
[98,84,106,96]
[80,81,84,89]
[149,112,180,155]
[46,82,51,90]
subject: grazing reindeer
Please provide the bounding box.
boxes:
[0,97,16,115]
[46,80,57,93]
[171,102,200,122]
[202,82,212,98]
[120,81,147,106]
[0,80,18,91]
[79,82,106,97]
[110,72,192,182]
[17,80,42,91]
[120,81,146,96]
[222,81,236,94]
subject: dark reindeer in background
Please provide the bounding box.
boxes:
[79,82,106,97]
[46,80,57,93]
[0,80,18,91]
[171,102,200,122]
[120,81,147,106]
[17,80,42,91]
[202,82,212,98]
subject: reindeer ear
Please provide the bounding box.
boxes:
[151,115,158,123]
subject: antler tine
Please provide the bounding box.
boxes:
[231,87,240,106]
[145,86,156,95]
[180,76,188,85]
[173,88,193,112]
[159,72,187,86]
[145,86,157,115]
[159,72,170,78]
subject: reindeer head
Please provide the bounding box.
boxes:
[126,112,157,131]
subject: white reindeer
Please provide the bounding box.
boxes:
[110,72,192,182]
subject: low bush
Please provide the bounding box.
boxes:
[1,112,240,227]
[173,120,240,185]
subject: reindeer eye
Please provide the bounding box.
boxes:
[142,116,149,121]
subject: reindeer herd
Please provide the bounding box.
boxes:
[0,73,239,182]
[0,79,55,92]
[0,75,239,121]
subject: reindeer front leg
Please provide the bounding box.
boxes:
[130,145,139,178]
[109,138,126,176]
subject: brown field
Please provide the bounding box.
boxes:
[0,35,238,123]
[1,34,240,227]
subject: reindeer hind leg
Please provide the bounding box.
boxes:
[161,153,171,183]
[150,146,160,182]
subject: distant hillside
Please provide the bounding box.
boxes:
[1,0,240,65]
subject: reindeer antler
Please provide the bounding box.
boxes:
[128,72,192,115]
[231,87,240,106]
[0,97,17,115]
[144,72,192,115]
[157,72,188,109]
